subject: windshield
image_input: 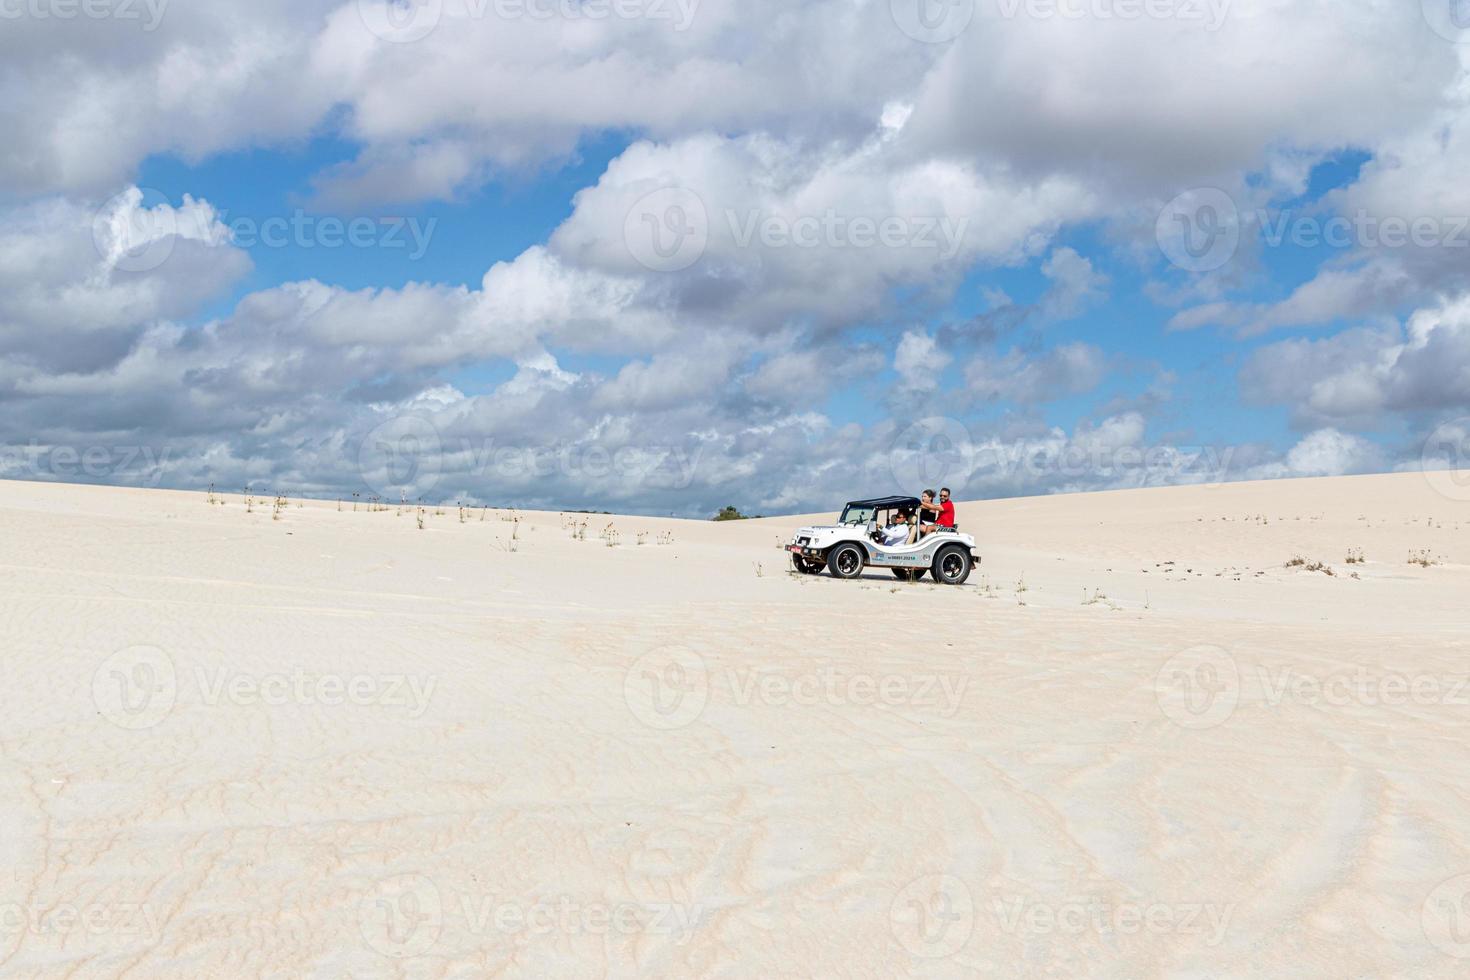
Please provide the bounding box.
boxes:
[839,505,877,525]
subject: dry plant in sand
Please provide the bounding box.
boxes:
[1408,549,1442,568]
[1285,556,1335,576]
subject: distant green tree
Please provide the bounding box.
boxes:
[713,506,762,521]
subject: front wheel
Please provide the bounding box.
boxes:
[931,545,972,585]
[792,554,823,575]
[827,543,866,579]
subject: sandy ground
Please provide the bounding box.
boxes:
[1,472,1469,978]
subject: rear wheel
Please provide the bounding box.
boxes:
[891,568,927,582]
[932,545,972,586]
[827,543,866,579]
[792,554,823,575]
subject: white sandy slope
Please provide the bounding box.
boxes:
[0,472,1468,978]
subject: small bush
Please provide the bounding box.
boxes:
[713,506,763,521]
[1286,556,1334,576]
[1408,549,1441,568]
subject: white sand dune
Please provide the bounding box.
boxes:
[1,472,1469,977]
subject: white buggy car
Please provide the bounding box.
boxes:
[787,496,980,585]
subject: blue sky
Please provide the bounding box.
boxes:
[1,1,1468,515]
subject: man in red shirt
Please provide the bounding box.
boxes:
[936,487,956,528]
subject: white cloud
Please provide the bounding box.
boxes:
[966,342,1107,404]
[1038,246,1109,320]
[1282,428,1383,478]
[1241,293,1470,426]
[905,0,1454,194]
[0,189,250,372]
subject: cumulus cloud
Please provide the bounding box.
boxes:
[904,0,1454,194]
[966,342,1107,404]
[0,0,341,197]
[1240,294,1470,427]
[0,189,250,372]
[1280,428,1384,477]
[1038,247,1109,319]
[547,132,1097,335]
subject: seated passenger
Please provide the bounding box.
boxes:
[936,487,956,529]
[880,509,913,546]
[917,490,941,538]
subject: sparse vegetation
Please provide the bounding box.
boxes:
[713,506,762,522]
[1345,548,1365,565]
[1408,549,1442,568]
[1285,556,1335,576]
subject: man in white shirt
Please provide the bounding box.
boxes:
[879,509,915,546]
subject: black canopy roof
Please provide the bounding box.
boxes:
[844,495,920,509]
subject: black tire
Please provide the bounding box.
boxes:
[891,568,928,582]
[792,554,823,575]
[932,545,972,586]
[827,542,866,579]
